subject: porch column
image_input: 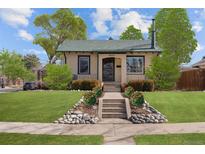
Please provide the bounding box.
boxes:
[99,56,102,81]
[121,56,127,84]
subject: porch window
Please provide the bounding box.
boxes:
[78,56,90,74]
[127,56,144,74]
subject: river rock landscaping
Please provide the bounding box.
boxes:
[130,100,168,124]
[54,97,99,124]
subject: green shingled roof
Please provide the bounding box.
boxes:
[56,40,161,52]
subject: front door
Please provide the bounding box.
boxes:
[102,58,115,81]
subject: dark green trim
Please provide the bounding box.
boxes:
[78,55,90,75]
[102,58,115,82]
[126,55,145,75]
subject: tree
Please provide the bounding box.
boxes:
[0,49,10,75]
[23,54,40,70]
[33,9,87,64]
[146,54,180,90]
[0,49,35,84]
[149,9,197,64]
[120,25,144,40]
[146,9,197,90]
[44,64,72,90]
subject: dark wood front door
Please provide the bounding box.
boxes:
[103,58,115,81]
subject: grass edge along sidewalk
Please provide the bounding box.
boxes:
[144,91,205,123]
[134,133,205,145]
[0,91,82,123]
[0,133,103,145]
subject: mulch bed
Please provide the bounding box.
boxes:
[130,104,150,114]
[73,103,98,117]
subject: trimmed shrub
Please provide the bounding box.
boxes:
[71,79,101,90]
[130,91,144,106]
[93,86,102,97]
[124,86,134,98]
[43,64,72,90]
[70,80,81,90]
[83,91,96,106]
[128,80,144,91]
[143,80,155,91]
[127,80,154,91]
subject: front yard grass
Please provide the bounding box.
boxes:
[144,92,205,123]
[134,133,205,145]
[0,91,82,122]
[0,133,103,145]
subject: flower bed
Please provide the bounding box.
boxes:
[130,101,168,124]
[55,97,99,124]
[55,87,102,124]
[124,87,168,124]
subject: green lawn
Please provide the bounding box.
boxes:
[0,133,103,145]
[0,91,82,122]
[134,133,205,145]
[144,92,205,123]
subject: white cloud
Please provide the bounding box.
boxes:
[192,21,203,32]
[91,8,113,38]
[18,29,33,41]
[195,43,204,52]
[111,11,151,37]
[0,8,33,27]
[90,9,151,39]
[22,49,47,56]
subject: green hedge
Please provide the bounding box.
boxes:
[83,91,97,106]
[130,91,145,106]
[124,86,134,98]
[83,87,102,106]
[44,64,72,90]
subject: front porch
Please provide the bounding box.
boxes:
[103,82,121,92]
[98,54,127,84]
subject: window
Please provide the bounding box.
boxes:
[78,56,90,74]
[127,56,144,74]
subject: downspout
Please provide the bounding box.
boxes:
[97,52,99,80]
[151,18,156,49]
[63,52,67,64]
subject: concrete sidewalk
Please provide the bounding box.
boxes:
[0,122,205,144]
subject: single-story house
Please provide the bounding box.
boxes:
[56,19,161,84]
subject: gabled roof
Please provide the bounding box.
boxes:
[192,58,205,68]
[56,40,161,52]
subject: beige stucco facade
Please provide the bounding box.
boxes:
[65,51,158,84]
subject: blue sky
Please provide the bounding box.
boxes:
[0,8,205,65]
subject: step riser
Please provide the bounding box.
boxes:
[103,99,125,103]
[103,104,124,107]
[103,89,121,92]
[102,109,126,112]
[104,90,121,92]
[102,114,127,118]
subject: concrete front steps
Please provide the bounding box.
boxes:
[98,94,131,121]
[102,99,127,119]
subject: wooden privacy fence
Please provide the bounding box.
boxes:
[176,69,205,91]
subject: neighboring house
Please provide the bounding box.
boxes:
[56,19,161,84]
[192,56,205,69]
